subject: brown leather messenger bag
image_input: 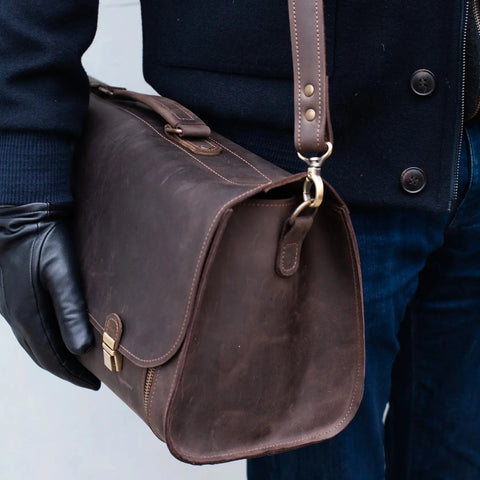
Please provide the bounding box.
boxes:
[73,0,365,464]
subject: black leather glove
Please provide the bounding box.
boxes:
[0,203,100,390]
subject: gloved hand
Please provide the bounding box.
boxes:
[0,203,100,390]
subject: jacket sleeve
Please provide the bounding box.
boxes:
[0,0,99,204]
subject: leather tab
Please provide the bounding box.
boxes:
[276,214,314,277]
[164,126,222,156]
[287,0,332,155]
[104,313,123,348]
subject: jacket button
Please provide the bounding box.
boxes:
[400,167,427,193]
[410,69,436,96]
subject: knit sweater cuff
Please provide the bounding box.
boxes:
[0,132,74,204]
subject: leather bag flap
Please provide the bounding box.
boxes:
[74,94,302,368]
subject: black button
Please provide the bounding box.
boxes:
[400,167,427,194]
[410,69,436,96]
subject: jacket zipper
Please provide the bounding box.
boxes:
[144,367,156,418]
[470,0,480,118]
[451,0,470,209]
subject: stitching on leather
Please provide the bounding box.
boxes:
[161,98,196,121]
[162,330,196,443]
[89,313,102,331]
[211,140,272,182]
[204,139,219,149]
[106,315,120,340]
[327,207,364,445]
[109,187,263,364]
[113,316,121,336]
[173,102,196,121]
[180,137,220,153]
[184,138,218,150]
[113,318,120,337]
[118,107,262,187]
[86,210,365,459]
[168,108,193,122]
[314,0,322,147]
[119,107,236,184]
[292,0,303,151]
[280,242,299,273]
[171,208,365,461]
[150,96,193,122]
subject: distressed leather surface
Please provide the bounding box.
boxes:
[73,91,364,463]
[166,188,364,463]
[74,94,292,367]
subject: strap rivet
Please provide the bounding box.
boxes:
[304,84,315,97]
[305,109,316,121]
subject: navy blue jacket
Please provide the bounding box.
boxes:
[0,1,471,212]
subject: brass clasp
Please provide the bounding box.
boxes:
[303,166,324,208]
[288,168,325,224]
[296,142,333,169]
[102,331,123,372]
[289,142,333,224]
[297,141,333,209]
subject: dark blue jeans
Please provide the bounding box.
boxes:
[248,121,480,480]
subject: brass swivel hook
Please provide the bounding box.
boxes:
[289,142,333,224]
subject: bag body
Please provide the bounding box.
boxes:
[73,90,364,464]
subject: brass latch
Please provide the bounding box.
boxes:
[102,331,123,372]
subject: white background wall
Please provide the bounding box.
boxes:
[0,1,245,478]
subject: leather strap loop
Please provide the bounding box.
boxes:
[287,0,332,156]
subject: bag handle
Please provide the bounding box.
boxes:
[89,80,211,138]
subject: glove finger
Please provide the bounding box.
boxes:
[40,224,94,355]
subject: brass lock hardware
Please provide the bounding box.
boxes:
[103,331,123,372]
[102,313,124,372]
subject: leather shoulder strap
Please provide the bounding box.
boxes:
[288,0,332,156]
